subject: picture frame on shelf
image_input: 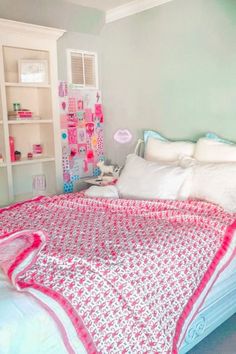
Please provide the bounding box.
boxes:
[18,59,49,84]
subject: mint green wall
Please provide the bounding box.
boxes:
[101,0,236,164]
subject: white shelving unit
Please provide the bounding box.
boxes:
[5,83,51,88]
[8,120,53,124]
[0,19,65,206]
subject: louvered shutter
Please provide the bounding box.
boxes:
[68,50,98,88]
[84,53,96,87]
[71,52,84,85]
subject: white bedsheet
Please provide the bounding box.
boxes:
[0,272,86,354]
[0,256,235,354]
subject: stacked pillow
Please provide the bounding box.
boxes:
[194,136,236,162]
[144,130,195,162]
[144,130,236,163]
[116,154,191,200]
[188,162,236,212]
[190,134,236,212]
[116,131,236,212]
[86,131,236,212]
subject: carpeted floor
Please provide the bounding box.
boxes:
[188,314,236,353]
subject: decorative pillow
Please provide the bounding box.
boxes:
[84,185,119,198]
[188,162,236,212]
[143,130,167,143]
[194,137,236,162]
[116,154,191,200]
[145,136,195,162]
[205,132,234,145]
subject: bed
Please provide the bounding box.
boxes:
[0,191,235,354]
[0,244,235,354]
[1,132,236,354]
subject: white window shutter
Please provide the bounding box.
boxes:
[71,52,84,85]
[84,53,96,87]
[68,50,98,88]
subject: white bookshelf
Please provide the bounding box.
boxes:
[11,157,55,166]
[0,19,65,206]
[5,83,51,88]
[8,120,53,124]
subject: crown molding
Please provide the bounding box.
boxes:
[0,18,66,40]
[106,0,173,23]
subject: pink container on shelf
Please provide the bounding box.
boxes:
[33,144,43,155]
[17,111,33,119]
[9,136,15,162]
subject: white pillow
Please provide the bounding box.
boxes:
[85,185,119,198]
[194,138,236,162]
[116,154,191,200]
[188,162,236,212]
[145,137,195,162]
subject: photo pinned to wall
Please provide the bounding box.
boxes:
[19,59,49,84]
[59,82,104,192]
[32,175,46,196]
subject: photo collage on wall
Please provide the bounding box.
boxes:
[59,82,104,193]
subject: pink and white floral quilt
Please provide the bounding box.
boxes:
[0,194,236,354]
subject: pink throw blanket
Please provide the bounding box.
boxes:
[0,194,235,353]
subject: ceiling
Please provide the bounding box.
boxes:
[64,0,132,11]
